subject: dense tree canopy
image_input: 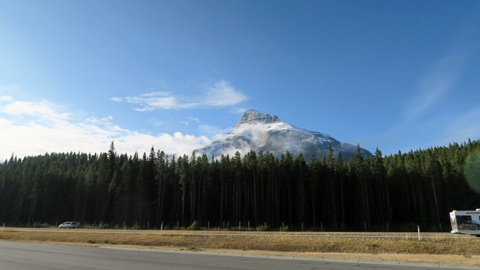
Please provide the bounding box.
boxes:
[1,139,480,231]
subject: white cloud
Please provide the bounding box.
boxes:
[0,100,70,120]
[0,97,211,161]
[115,80,248,111]
[111,97,123,102]
[203,80,249,107]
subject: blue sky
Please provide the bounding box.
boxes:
[1,0,480,161]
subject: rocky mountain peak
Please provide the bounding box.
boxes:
[195,109,372,162]
[235,109,280,127]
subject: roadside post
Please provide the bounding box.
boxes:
[417,225,421,241]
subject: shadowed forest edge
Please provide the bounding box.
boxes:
[1,139,480,232]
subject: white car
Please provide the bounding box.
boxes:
[59,222,77,229]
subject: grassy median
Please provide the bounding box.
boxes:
[1,228,480,265]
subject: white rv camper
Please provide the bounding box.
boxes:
[450,209,480,236]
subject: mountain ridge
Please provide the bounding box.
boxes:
[195,109,371,161]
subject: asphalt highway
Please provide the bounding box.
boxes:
[0,240,477,270]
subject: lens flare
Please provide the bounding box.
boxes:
[465,149,480,193]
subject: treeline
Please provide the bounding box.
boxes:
[1,139,480,231]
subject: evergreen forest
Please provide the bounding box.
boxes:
[1,139,480,232]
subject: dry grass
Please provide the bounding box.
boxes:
[2,228,480,265]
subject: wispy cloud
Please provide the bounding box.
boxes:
[0,84,20,93]
[401,7,480,124]
[112,80,248,111]
[110,97,122,102]
[148,118,164,127]
[113,92,188,111]
[0,95,14,102]
[355,9,480,156]
[0,97,211,161]
[231,107,250,114]
[436,105,480,146]
[402,52,467,122]
[198,124,233,141]
[187,117,200,123]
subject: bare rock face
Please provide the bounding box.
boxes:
[234,109,280,127]
[195,109,371,161]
